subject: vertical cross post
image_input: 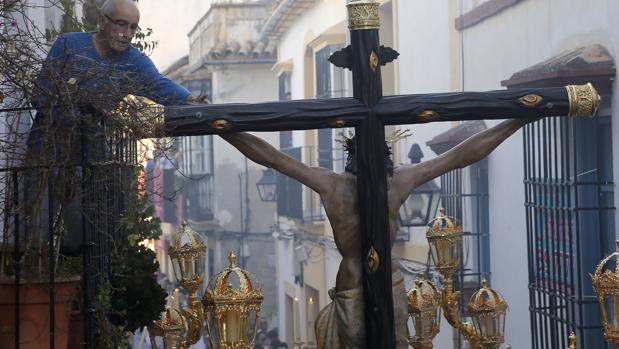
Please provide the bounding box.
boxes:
[346,1,395,347]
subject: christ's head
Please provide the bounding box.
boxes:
[342,135,395,176]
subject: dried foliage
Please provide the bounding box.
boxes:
[0,0,169,345]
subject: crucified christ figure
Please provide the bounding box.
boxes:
[221,117,534,349]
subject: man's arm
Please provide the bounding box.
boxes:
[392,118,536,203]
[220,132,335,194]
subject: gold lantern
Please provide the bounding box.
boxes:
[467,280,508,349]
[203,251,264,349]
[592,241,619,347]
[407,272,441,349]
[168,222,207,347]
[149,307,186,349]
[426,208,463,280]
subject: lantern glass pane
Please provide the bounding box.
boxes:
[428,241,439,267]
[223,309,243,344]
[181,255,194,279]
[474,313,500,338]
[207,310,221,345]
[403,195,424,225]
[247,309,258,343]
[172,258,183,281]
[603,295,619,330]
[420,309,436,337]
[411,312,423,337]
[194,254,205,279]
[435,239,458,267]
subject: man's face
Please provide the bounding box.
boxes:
[99,3,140,52]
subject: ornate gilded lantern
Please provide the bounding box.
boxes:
[467,280,508,349]
[203,251,264,349]
[426,208,463,279]
[168,222,207,347]
[169,222,206,293]
[592,241,619,347]
[149,307,185,349]
[407,272,441,349]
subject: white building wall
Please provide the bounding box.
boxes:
[276,237,296,341]
[395,0,454,167]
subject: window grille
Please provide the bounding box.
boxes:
[524,101,615,348]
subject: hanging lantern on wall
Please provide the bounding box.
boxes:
[467,280,508,349]
[592,241,619,347]
[148,307,186,349]
[203,251,264,349]
[407,272,441,349]
[426,208,463,279]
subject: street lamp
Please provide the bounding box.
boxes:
[399,144,441,227]
[256,168,278,202]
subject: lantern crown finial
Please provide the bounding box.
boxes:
[229,251,238,267]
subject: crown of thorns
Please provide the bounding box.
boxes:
[335,129,412,152]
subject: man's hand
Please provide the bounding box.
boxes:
[186,93,210,105]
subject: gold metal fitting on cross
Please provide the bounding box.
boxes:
[346,0,380,30]
[566,83,602,117]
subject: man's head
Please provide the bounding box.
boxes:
[343,136,394,176]
[98,0,140,52]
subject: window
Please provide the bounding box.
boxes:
[179,135,215,222]
[279,72,291,101]
[524,101,614,348]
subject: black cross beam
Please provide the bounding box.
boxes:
[164,2,599,347]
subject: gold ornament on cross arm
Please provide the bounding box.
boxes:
[347,0,380,30]
[566,83,602,117]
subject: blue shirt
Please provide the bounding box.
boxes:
[35,31,190,109]
[29,32,190,160]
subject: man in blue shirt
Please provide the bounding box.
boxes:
[27,0,198,253]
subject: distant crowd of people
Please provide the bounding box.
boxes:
[254,328,288,349]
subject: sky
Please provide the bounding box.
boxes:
[138,0,213,71]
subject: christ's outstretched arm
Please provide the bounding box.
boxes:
[220,132,336,194]
[392,118,537,204]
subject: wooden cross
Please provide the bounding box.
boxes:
[163,1,600,347]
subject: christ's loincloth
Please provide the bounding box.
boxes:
[315,271,409,349]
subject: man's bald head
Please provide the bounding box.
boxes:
[97,0,140,54]
[100,0,139,18]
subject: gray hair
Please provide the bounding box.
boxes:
[100,0,137,16]
[100,0,115,16]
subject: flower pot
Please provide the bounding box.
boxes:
[0,276,81,349]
